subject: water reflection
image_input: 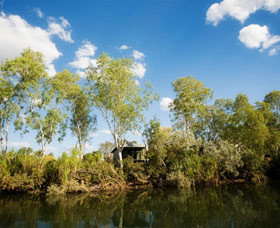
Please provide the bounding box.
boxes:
[1,182,280,227]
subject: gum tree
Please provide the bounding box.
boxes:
[3,49,66,157]
[171,76,213,135]
[86,53,158,167]
[51,70,97,158]
[0,75,17,156]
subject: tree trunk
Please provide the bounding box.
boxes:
[119,205,124,228]
[117,148,123,168]
[0,115,3,156]
[4,119,8,155]
[41,137,45,158]
[78,135,83,159]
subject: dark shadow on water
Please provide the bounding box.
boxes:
[1,182,280,227]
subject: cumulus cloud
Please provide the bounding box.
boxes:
[34,8,43,18]
[238,24,280,54]
[0,11,63,76]
[119,45,130,50]
[69,41,97,77]
[48,16,73,43]
[46,64,56,77]
[207,0,280,26]
[160,97,173,111]
[132,50,145,60]
[132,62,147,79]
[76,70,86,78]
[9,141,30,148]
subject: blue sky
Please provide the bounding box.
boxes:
[1,0,280,156]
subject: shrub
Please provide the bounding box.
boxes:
[166,170,191,188]
[123,156,147,183]
[204,140,243,180]
[241,148,267,182]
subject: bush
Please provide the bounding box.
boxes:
[123,156,148,183]
[166,170,191,188]
[241,148,267,182]
[204,140,243,180]
[0,149,45,192]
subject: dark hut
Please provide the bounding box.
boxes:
[111,142,147,162]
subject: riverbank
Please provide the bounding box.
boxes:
[2,132,280,196]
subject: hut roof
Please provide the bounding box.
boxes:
[111,142,146,153]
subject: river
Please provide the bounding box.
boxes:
[1,182,280,227]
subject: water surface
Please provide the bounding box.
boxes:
[1,182,280,227]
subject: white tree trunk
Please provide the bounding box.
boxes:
[0,116,3,156]
[118,148,123,168]
[78,135,83,159]
[119,206,124,228]
[41,137,45,158]
[4,119,8,155]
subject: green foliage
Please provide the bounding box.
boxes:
[204,140,243,180]
[0,149,45,192]
[0,50,279,192]
[83,151,102,166]
[123,156,147,183]
[52,70,97,154]
[2,49,67,157]
[86,53,158,167]
[0,60,19,156]
[171,76,213,133]
[241,148,267,182]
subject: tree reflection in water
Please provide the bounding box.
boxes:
[0,182,280,227]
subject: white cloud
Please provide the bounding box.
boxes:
[238,24,280,54]
[100,130,111,135]
[34,8,43,18]
[269,46,280,55]
[76,70,86,78]
[75,41,97,57]
[46,64,56,77]
[135,80,140,86]
[207,0,280,26]
[85,143,95,151]
[59,16,70,27]
[10,141,30,148]
[71,57,95,69]
[46,145,57,152]
[0,12,62,76]
[48,16,73,43]
[132,50,145,60]
[119,45,130,50]
[90,132,98,137]
[132,62,147,78]
[69,41,97,72]
[160,97,173,111]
